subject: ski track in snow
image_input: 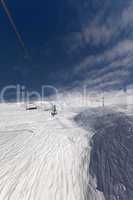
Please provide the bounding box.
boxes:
[0,104,89,200]
[0,103,105,200]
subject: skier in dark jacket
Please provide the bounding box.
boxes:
[51,105,57,117]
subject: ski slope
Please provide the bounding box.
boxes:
[0,102,105,200]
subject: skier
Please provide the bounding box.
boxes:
[51,105,57,117]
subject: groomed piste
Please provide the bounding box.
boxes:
[0,101,105,200]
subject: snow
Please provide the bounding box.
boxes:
[0,102,105,200]
[75,107,133,200]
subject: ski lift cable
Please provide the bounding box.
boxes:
[0,0,29,57]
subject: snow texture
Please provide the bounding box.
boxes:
[75,107,133,200]
[0,103,105,200]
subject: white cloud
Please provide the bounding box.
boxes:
[72,39,133,90]
[121,1,133,26]
[48,0,133,91]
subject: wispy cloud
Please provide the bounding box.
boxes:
[51,0,133,91]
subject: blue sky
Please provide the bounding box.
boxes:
[0,0,133,91]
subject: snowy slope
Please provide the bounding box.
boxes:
[75,107,133,200]
[0,102,105,200]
